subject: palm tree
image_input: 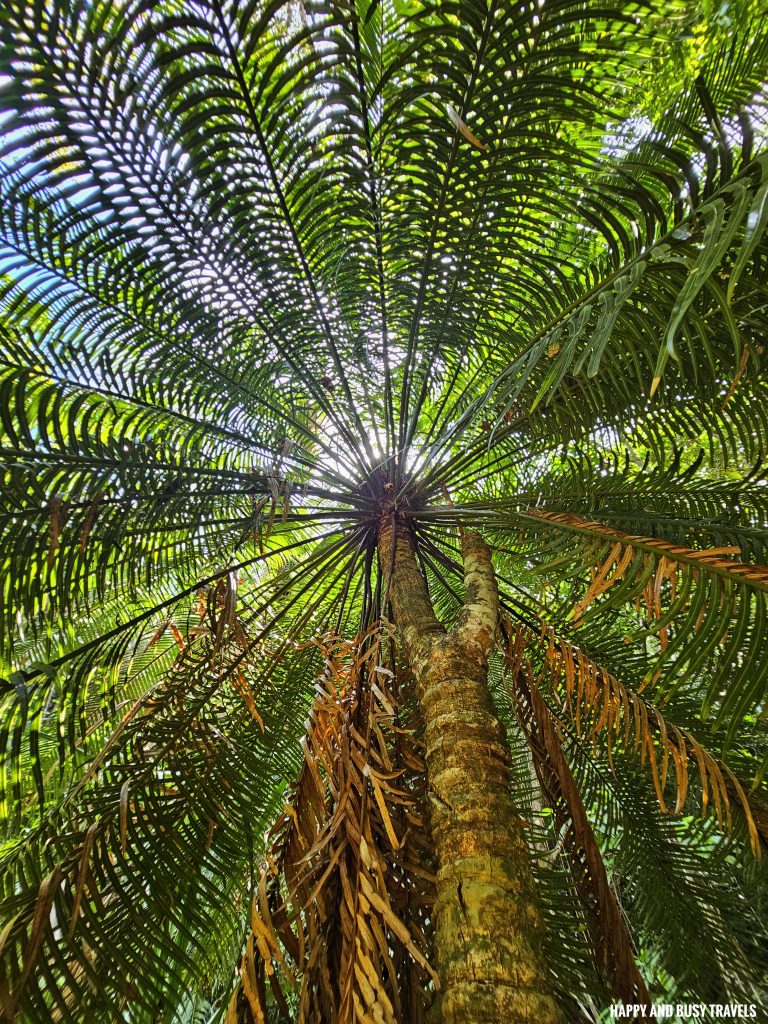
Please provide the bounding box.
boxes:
[2,0,768,1020]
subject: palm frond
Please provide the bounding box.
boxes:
[509,622,764,857]
[2,0,768,1017]
[229,634,436,1024]
[510,654,650,1007]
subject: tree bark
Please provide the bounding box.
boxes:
[378,520,561,1024]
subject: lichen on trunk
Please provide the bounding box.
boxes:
[378,519,561,1024]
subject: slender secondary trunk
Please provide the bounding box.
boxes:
[378,520,561,1024]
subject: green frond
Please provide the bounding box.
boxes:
[564,721,768,1002]
[427,504,768,753]
[2,0,768,1017]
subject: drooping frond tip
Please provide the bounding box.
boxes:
[506,622,765,859]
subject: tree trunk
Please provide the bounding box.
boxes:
[378,520,561,1024]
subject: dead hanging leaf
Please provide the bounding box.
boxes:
[446,102,486,151]
[205,820,216,851]
[570,541,632,622]
[721,767,763,856]
[169,623,185,651]
[48,496,68,567]
[119,780,131,855]
[365,764,401,851]
[212,572,238,650]
[10,867,63,1017]
[233,670,265,732]
[68,822,99,939]
[230,628,436,1023]
[240,935,268,1023]
[224,989,238,1024]
[512,664,651,1007]
[723,341,750,408]
[264,475,281,546]
[79,497,100,553]
[147,619,171,649]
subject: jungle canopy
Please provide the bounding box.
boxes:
[1,0,768,1022]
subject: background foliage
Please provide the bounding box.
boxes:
[1,0,768,1020]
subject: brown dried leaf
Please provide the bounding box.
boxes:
[520,624,762,855]
[445,102,486,150]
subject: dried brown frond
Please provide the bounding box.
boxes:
[78,497,100,553]
[174,577,267,724]
[506,622,764,857]
[528,509,768,626]
[511,661,650,1007]
[228,630,436,1024]
[47,496,68,567]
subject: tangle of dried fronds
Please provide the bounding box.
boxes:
[149,574,266,729]
[506,623,763,857]
[226,630,437,1024]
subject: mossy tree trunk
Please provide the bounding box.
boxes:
[378,520,561,1024]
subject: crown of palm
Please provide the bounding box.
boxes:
[1,0,768,1020]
